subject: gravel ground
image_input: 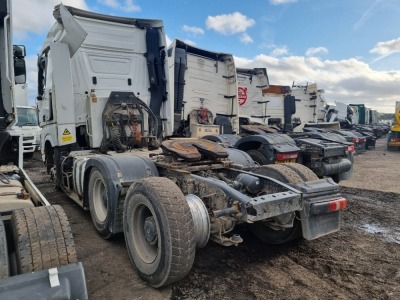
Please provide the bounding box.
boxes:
[24,137,400,300]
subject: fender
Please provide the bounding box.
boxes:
[235,134,299,153]
[41,132,56,162]
[202,134,240,148]
[83,155,159,233]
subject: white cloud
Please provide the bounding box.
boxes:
[270,0,298,5]
[370,38,400,55]
[234,54,400,113]
[13,0,88,38]
[98,0,140,12]
[206,12,255,35]
[271,46,289,57]
[240,33,253,44]
[370,38,400,64]
[182,25,204,36]
[306,47,328,57]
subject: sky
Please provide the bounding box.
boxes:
[11,0,400,113]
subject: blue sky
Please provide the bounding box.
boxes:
[12,0,400,113]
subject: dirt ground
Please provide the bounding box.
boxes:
[24,137,400,300]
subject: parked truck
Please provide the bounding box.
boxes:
[37,5,348,288]
[7,104,41,157]
[0,0,87,298]
[387,101,400,151]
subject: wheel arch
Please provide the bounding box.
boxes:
[83,155,159,234]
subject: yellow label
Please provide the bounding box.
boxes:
[61,135,73,142]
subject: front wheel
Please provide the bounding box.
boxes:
[124,177,196,287]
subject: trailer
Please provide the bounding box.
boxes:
[37,5,348,288]
[0,1,87,298]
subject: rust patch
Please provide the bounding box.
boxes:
[161,139,228,162]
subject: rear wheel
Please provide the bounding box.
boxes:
[88,168,114,239]
[11,206,77,274]
[280,163,318,181]
[246,149,268,165]
[124,177,196,287]
[250,164,305,244]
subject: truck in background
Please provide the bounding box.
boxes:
[37,6,348,288]
[0,0,87,298]
[387,101,400,151]
[233,69,353,182]
[5,71,41,157]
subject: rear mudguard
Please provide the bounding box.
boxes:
[235,134,300,164]
[202,134,241,148]
[83,155,159,233]
[293,178,344,240]
[225,148,257,169]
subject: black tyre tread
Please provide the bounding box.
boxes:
[280,163,318,182]
[253,164,303,184]
[250,164,304,244]
[88,168,114,239]
[0,219,9,278]
[11,205,77,274]
[114,196,125,233]
[125,177,196,287]
[246,149,268,165]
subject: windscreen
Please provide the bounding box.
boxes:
[16,107,38,126]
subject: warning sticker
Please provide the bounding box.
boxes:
[61,128,73,142]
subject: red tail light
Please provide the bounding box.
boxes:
[347,145,355,153]
[328,198,348,212]
[391,137,400,142]
[352,137,359,143]
[361,138,366,142]
[276,152,298,161]
[310,198,348,215]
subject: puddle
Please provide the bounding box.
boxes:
[359,223,400,244]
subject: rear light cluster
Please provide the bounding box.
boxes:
[328,198,347,212]
[390,137,400,142]
[352,137,359,143]
[311,198,347,215]
[276,152,298,161]
[347,145,355,153]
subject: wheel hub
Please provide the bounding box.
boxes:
[144,216,158,245]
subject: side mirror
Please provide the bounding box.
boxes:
[13,45,26,84]
[14,57,26,84]
[13,45,26,58]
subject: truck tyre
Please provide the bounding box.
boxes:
[11,205,77,274]
[281,163,318,181]
[88,168,114,239]
[250,165,304,244]
[0,219,9,278]
[124,177,196,287]
[246,149,268,165]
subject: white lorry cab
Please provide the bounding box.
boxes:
[8,105,41,157]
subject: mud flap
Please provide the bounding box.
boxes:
[294,178,343,240]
